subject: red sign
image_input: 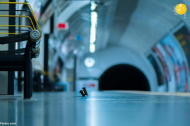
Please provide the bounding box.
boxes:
[58,23,68,30]
[89,84,95,87]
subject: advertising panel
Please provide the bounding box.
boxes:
[152,43,176,92]
[161,35,188,92]
[148,54,166,88]
[174,25,190,67]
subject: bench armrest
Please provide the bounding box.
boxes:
[0,32,30,44]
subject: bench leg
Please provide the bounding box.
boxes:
[30,63,33,97]
[24,49,33,99]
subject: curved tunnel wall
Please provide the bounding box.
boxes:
[36,0,190,92]
[69,0,190,92]
[77,46,158,91]
[99,64,150,91]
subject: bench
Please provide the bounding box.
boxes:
[0,2,41,99]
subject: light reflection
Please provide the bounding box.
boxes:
[89,93,96,126]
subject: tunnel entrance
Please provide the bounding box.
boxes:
[99,64,150,91]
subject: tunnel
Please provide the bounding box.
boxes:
[99,64,150,91]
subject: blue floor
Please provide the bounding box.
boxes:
[0,91,190,126]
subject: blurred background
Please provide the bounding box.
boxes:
[1,0,190,94]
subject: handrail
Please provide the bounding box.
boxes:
[0,15,35,31]
[0,2,41,37]
[0,31,30,44]
[0,33,20,34]
[0,25,33,30]
[0,10,34,34]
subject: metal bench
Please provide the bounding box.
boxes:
[0,2,41,99]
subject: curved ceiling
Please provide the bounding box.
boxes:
[57,0,190,57]
[119,0,185,54]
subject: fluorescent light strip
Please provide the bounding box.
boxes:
[91,1,97,10]
[90,44,95,53]
[90,2,98,53]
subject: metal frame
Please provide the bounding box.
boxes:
[0,2,41,98]
[0,2,41,37]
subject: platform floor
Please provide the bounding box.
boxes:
[0,91,190,126]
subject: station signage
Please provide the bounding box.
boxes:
[57,23,69,30]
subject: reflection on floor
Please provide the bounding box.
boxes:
[0,91,190,126]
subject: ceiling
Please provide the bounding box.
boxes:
[58,0,190,57]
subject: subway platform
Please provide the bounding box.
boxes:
[0,91,190,126]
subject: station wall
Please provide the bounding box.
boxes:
[78,46,158,91]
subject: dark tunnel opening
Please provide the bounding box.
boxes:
[99,64,150,91]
